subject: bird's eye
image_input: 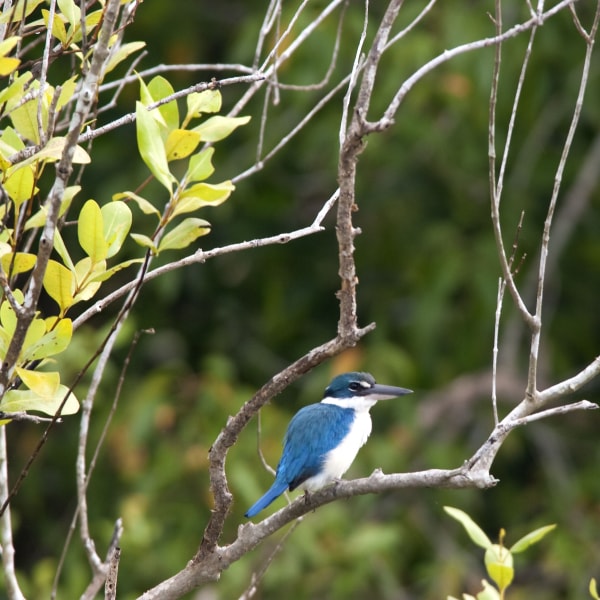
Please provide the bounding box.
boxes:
[348,382,361,391]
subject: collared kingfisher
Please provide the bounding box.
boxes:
[244,371,412,518]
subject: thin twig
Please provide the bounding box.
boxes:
[73,190,339,330]
[528,0,600,398]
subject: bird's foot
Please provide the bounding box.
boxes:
[331,478,343,497]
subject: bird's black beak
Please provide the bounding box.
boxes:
[367,384,413,400]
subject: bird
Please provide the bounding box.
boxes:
[244,371,412,518]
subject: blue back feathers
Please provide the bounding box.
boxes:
[278,403,355,490]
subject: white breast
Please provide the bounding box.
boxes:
[301,406,373,492]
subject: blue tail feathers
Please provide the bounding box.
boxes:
[244,480,289,518]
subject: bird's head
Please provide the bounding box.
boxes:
[323,372,412,407]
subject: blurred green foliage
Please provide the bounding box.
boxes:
[4,0,600,598]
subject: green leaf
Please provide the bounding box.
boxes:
[130,233,158,254]
[186,89,221,120]
[70,9,102,44]
[0,56,19,76]
[590,578,599,600]
[0,72,32,113]
[135,101,174,192]
[21,318,72,362]
[510,524,556,553]
[0,36,20,58]
[113,191,161,217]
[0,290,23,335]
[10,98,40,144]
[185,147,215,182]
[22,318,46,359]
[90,258,144,283]
[52,229,76,272]
[78,199,108,263]
[0,384,79,416]
[194,115,250,142]
[57,0,79,29]
[158,218,211,252]
[55,76,78,111]
[444,506,491,549]
[0,0,45,23]
[102,201,132,258]
[0,38,20,75]
[43,260,75,313]
[484,544,514,592]
[165,129,201,161]
[1,252,36,276]
[147,76,178,131]
[11,136,90,171]
[476,580,501,600]
[4,165,37,206]
[15,367,59,399]
[73,257,104,302]
[42,9,69,46]
[173,181,233,219]
[25,185,80,230]
[105,41,146,74]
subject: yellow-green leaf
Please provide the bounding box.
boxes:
[113,191,161,217]
[0,0,45,23]
[25,185,80,230]
[185,147,215,183]
[12,136,90,171]
[0,56,20,76]
[4,165,37,206]
[476,580,501,600]
[15,367,60,397]
[0,291,23,335]
[136,101,174,192]
[102,201,132,259]
[147,76,178,131]
[70,9,102,44]
[510,524,556,553]
[173,181,233,219]
[0,36,20,57]
[0,72,32,112]
[42,9,69,46]
[78,199,108,262]
[130,233,158,254]
[22,318,46,359]
[165,129,201,162]
[1,252,36,276]
[90,258,144,283]
[444,506,491,549]
[73,257,104,302]
[52,228,76,272]
[10,99,40,144]
[43,259,75,313]
[194,115,250,142]
[56,76,78,111]
[590,578,599,600]
[105,41,146,74]
[0,327,12,361]
[57,0,80,28]
[158,218,211,252]
[484,545,514,592]
[186,89,222,122]
[0,384,79,416]
[22,318,72,361]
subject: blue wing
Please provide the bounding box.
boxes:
[244,403,354,518]
[278,403,354,491]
